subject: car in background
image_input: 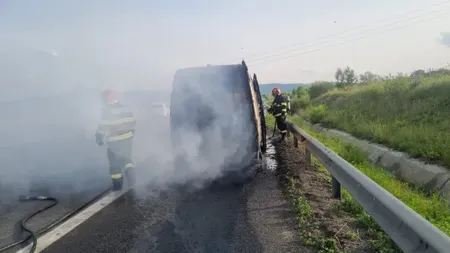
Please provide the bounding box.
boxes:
[150,102,170,117]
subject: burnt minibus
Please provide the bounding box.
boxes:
[170,60,266,185]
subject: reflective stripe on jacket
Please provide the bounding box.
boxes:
[270,94,289,117]
[96,103,136,143]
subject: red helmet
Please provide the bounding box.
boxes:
[272,87,281,96]
[101,89,118,104]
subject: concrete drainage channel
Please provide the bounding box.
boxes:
[304,121,450,204]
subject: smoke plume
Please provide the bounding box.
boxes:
[0,1,258,209]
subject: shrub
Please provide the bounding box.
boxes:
[308,104,327,124]
[291,97,310,112]
[308,81,335,100]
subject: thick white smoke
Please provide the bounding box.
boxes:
[0,70,258,208]
[0,91,106,206]
[131,67,258,196]
[0,1,260,212]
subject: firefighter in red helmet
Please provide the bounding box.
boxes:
[268,87,291,142]
[95,89,136,190]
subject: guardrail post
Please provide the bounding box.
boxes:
[305,148,311,165]
[331,177,341,199]
[293,135,298,148]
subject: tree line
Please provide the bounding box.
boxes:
[263,66,450,113]
[333,65,450,89]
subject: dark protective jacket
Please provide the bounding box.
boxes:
[95,102,136,145]
[269,94,290,117]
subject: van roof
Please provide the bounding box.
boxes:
[174,64,242,77]
[172,64,247,90]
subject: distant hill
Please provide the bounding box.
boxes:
[260,83,310,94]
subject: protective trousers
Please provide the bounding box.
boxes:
[275,115,287,140]
[106,137,135,190]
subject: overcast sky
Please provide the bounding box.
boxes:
[1,0,450,100]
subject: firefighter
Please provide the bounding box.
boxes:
[268,87,291,141]
[95,89,136,190]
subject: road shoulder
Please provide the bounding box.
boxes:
[237,167,314,253]
[275,138,382,253]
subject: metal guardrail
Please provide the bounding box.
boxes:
[285,120,450,253]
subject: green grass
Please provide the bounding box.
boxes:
[310,74,450,166]
[286,177,347,253]
[288,116,450,237]
[265,113,275,131]
[269,115,344,252]
[287,158,398,253]
[265,113,450,252]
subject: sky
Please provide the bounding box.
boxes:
[1,0,450,100]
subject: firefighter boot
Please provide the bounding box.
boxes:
[125,167,136,187]
[111,176,123,191]
[280,133,287,142]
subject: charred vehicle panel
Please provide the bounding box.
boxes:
[170,61,266,185]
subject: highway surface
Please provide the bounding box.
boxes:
[0,130,111,253]
[2,131,305,253]
[40,166,302,253]
[1,96,305,253]
[0,104,171,253]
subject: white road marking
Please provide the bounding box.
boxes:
[16,188,129,253]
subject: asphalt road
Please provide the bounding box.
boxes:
[0,113,169,252]
[1,101,304,253]
[41,167,302,253]
[0,134,111,252]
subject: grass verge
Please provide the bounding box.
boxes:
[273,128,378,252]
[291,117,450,236]
[288,116,450,236]
[266,114,450,252]
[310,74,450,166]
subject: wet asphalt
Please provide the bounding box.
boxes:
[39,141,303,253]
[0,114,167,253]
[1,108,303,253]
[41,168,301,253]
[0,136,111,253]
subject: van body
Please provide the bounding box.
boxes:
[170,61,266,185]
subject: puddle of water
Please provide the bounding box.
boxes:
[264,141,277,171]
